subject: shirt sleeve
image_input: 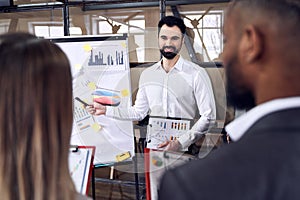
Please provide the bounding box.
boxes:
[105,72,150,121]
[177,67,216,149]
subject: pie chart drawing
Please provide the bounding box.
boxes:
[92,89,121,106]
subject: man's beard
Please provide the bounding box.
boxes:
[225,55,256,110]
[160,46,178,60]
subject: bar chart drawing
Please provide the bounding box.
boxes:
[88,49,124,66]
[86,45,126,71]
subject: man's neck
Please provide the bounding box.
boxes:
[162,55,180,73]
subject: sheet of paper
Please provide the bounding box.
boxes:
[146,149,195,200]
[54,36,135,165]
[68,147,93,194]
[146,117,191,151]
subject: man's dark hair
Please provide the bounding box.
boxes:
[158,16,186,35]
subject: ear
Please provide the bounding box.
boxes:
[239,25,263,63]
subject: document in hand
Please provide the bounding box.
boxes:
[144,148,196,200]
[146,116,192,151]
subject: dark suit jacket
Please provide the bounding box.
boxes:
[158,108,300,200]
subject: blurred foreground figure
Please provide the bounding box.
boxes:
[0,32,91,200]
[159,0,300,199]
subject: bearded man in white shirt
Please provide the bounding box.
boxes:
[87,16,216,152]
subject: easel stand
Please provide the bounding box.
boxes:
[91,136,145,200]
[91,156,144,200]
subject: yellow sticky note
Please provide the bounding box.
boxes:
[120,89,129,97]
[121,42,127,48]
[116,151,131,162]
[74,63,82,70]
[92,123,101,132]
[83,44,92,52]
[88,82,97,90]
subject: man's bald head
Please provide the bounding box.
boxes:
[223,0,300,108]
[228,0,300,52]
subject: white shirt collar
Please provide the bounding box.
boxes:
[156,55,184,71]
[225,97,300,141]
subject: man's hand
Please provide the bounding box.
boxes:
[86,102,106,115]
[158,140,182,151]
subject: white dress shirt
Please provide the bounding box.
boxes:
[106,56,216,149]
[225,97,300,141]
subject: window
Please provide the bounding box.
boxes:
[183,10,223,62]
[0,19,10,34]
[94,16,146,62]
[31,22,82,38]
